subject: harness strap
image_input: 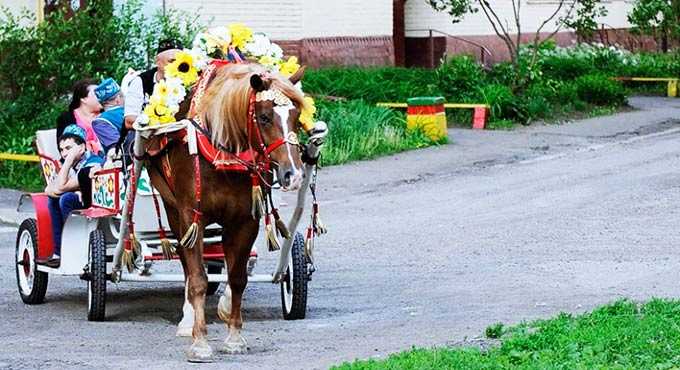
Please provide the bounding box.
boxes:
[161,153,175,192]
[150,189,168,239]
[192,154,202,224]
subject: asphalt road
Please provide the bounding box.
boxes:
[1,97,679,369]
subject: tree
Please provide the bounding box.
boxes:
[427,0,604,86]
[628,0,680,52]
[563,1,608,42]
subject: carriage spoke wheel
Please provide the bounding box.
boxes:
[87,230,107,321]
[280,232,308,320]
[16,219,48,304]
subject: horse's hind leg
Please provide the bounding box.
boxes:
[219,221,258,354]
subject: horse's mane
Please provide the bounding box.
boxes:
[196,63,307,152]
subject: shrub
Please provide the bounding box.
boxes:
[436,55,485,100]
[476,84,526,123]
[315,100,435,165]
[575,74,627,106]
[303,67,441,103]
[0,1,199,190]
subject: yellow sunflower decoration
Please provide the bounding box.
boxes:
[229,23,253,50]
[299,96,316,132]
[144,98,177,127]
[154,80,169,99]
[165,51,199,87]
[279,56,300,77]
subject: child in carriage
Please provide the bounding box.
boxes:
[42,125,104,267]
[92,78,125,156]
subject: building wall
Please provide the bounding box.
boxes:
[165,0,393,66]
[166,0,391,40]
[405,0,635,38]
[0,0,38,19]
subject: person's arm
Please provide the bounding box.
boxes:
[50,147,83,195]
[92,118,120,152]
[124,76,144,129]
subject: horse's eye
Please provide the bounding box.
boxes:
[258,114,271,124]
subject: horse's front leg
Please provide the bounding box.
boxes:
[218,220,259,354]
[182,223,213,362]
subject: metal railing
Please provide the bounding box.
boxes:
[406,28,493,67]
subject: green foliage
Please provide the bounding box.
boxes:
[435,55,485,99]
[628,0,680,52]
[562,1,608,40]
[334,299,680,369]
[316,100,437,166]
[485,322,504,339]
[0,1,199,190]
[303,67,441,104]
[575,74,627,106]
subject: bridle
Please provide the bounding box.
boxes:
[189,84,303,188]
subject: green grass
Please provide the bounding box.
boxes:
[317,100,441,166]
[333,299,680,369]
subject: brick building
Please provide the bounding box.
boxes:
[3,0,639,67]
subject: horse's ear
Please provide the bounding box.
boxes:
[250,74,267,92]
[289,66,306,85]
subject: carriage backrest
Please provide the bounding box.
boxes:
[35,129,61,185]
[36,129,59,159]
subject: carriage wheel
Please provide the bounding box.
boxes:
[280,232,308,320]
[206,264,223,296]
[87,230,107,321]
[15,218,48,304]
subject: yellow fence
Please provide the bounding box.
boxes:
[0,153,41,162]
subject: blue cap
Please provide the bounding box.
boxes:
[61,124,86,142]
[95,78,121,103]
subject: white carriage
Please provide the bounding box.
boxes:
[15,128,318,321]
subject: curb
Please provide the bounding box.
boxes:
[0,209,28,228]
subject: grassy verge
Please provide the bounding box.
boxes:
[317,100,441,166]
[334,299,680,369]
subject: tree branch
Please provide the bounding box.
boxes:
[513,0,521,59]
[478,1,517,61]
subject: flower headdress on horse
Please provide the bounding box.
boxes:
[138,24,316,132]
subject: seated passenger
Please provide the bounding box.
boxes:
[43,125,103,268]
[92,78,125,155]
[56,79,103,154]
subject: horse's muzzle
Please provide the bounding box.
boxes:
[279,168,303,191]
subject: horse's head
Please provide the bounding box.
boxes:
[249,68,307,191]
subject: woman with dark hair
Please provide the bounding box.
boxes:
[54,79,105,211]
[55,78,103,154]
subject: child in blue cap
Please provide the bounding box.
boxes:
[92,78,125,154]
[43,125,104,267]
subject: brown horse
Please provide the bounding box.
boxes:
[146,63,307,362]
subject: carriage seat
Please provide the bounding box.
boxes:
[35,129,61,185]
[35,129,170,230]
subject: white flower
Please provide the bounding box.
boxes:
[244,33,272,57]
[193,33,216,54]
[189,47,209,70]
[164,78,187,105]
[244,33,284,60]
[208,26,232,46]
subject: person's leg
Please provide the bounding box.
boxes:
[47,196,64,257]
[59,192,84,221]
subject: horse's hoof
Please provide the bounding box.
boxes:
[221,336,248,354]
[176,326,192,337]
[186,339,214,363]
